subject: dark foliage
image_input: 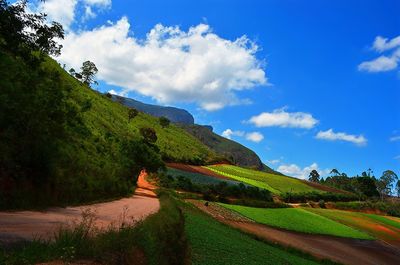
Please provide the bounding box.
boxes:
[159,116,170,128]
[140,127,158,144]
[281,191,358,203]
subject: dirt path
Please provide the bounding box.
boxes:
[0,170,159,245]
[189,200,400,265]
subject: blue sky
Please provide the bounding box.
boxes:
[29,0,400,179]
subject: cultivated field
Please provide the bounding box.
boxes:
[220,204,372,239]
[205,165,322,194]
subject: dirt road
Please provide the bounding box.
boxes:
[190,200,400,265]
[0,170,159,244]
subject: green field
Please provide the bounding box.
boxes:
[220,204,372,239]
[166,167,240,186]
[306,208,400,241]
[184,206,320,265]
[205,165,320,194]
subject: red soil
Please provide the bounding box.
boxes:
[0,171,159,244]
[189,200,400,265]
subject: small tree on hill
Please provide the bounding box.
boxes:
[159,116,170,128]
[80,60,98,86]
[128,108,139,121]
[308,169,320,182]
[396,180,400,198]
[140,127,157,144]
[376,170,398,200]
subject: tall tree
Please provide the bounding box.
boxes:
[80,60,98,86]
[376,170,398,200]
[330,168,340,176]
[308,170,320,182]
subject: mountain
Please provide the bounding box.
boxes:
[179,124,278,174]
[111,95,195,125]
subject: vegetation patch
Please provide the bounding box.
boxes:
[220,204,372,239]
[184,204,320,265]
[205,165,321,194]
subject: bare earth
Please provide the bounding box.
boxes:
[0,170,159,244]
[189,200,400,265]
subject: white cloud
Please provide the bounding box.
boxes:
[222,129,244,139]
[267,159,281,165]
[277,162,329,180]
[83,0,111,7]
[36,0,78,29]
[221,129,264,143]
[316,129,367,146]
[245,132,264,143]
[248,108,318,129]
[83,6,96,20]
[390,135,400,142]
[358,55,398,72]
[373,36,400,52]
[58,17,267,111]
[359,35,400,73]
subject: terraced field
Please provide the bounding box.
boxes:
[205,165,321,194]
[220,204,372,239]
[306,208,400,242]
[184,205,320,265]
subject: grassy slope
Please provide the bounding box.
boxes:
[306,208,400,241]
[184,205,320,265]
[220,204,372,239]
[206,165,321,194]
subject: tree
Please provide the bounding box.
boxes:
[69,68,76,76]
[330,168,340,176]
[159,116,170,128]
[0,0,64,60]
[308,170,320,182]
[128,108,139,121]
[140,127,157,144]
[376,170,398,200]
[396,180,400,198]
[80,60,98,86]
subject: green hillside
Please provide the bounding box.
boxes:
[0,48,217,209]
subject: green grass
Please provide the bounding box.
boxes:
[205,165,321,194]
[166,167,240,186]
[220,204,372,239]
[184,205,321,265]
[363,214,400,230]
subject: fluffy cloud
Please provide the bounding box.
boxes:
[245,132,264,143]
[277,162,329,180]
[35,0,78,29]
[222,129,244,139]
[358,35,400,73]
[316,129,367,146]
[57,17,266,111]
[31,0,111,29]
[390,135,400,142]
[248,108,318,129]
[221,129,264,143]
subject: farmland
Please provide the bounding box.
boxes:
[184,205,320,265]
[205,165,322,194]
[306,208,400,242]
[220,204,372,239]
[166,167,241,186]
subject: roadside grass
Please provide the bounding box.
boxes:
[205,165,320,194]
[220,204,372,239]
[183,204,324,265]
[0,192,188,265]
[306,208,400,241]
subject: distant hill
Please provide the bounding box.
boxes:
[179,124,279,174]
[111,95,194,125]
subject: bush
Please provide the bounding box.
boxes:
[332,200,400,217]
[281,191,357,203]
[318,200,326,208]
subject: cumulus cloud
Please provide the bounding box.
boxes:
[277,162,329,180]
[316,129,367,146]
[83,0,111,7]
[248,108,318,129]
[57,17,266,111]
[221,129,264,143]
[358,35,400,73]
[245,132,264,143]
[222,129,244,139]
[390,135,400,142]
[35,0,78,29]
